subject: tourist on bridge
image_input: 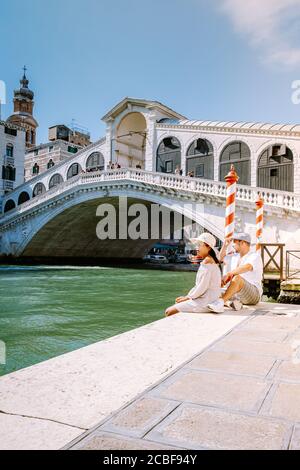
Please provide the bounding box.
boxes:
[165,233,222,316]
[207,232,263,313]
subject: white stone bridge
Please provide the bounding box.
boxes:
[0,168,299,260]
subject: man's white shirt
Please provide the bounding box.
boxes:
[224,250,263,296]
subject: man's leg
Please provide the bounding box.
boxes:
[222,275,245,303]
[208,275,245,313]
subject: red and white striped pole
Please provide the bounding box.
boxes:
[255,193,264,251]
[224,164,239,241]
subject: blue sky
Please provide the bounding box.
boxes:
[1,0,300,144]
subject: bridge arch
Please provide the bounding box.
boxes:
[33,182,46,197]
[257,143,294,192]
[85,152,105,172]
[49,173,64,189]
[67,162,82,180]
[18,191,30,205]
[115,112,147,169]
[4,199,16,213]
[219,140,251,185]
[16,187,224,258]
[156,136,182,174]
[186,138,214,179]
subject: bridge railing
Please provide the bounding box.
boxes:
[1,168,300,223]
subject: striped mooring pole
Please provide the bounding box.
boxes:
[255,193,264,251]
[224,164,239,240]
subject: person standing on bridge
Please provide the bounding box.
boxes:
[207,232,263,313]
[165,233,222,316]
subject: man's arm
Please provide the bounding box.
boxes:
[219,237,232,263]
[230,263,253,276]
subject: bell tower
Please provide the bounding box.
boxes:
[6,67,39,148]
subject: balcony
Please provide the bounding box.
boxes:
[1,180,14,191]
[4,156,15,166]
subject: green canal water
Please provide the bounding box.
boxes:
[0,265,195,376]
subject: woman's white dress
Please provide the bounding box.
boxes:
[174,262,222,313]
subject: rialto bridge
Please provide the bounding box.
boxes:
[0,97,300,260]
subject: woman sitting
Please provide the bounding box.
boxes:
[165,233,222,316]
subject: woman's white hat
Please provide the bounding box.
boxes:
[190,233,220,261]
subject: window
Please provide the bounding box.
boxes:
[4,127,17,136]
[270,168,278,177]
[165,160,173,173]
[2,165,16,181]
[68,146,78,154]
[34,149,39,156]
[48,146,54,152]
[6,144,13,158]
[32,163,39,175]
[195,164,204,177]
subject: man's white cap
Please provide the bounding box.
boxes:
[190,233,220,260]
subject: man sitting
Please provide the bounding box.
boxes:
[207,232,263,313]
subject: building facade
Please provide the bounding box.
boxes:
[0,121,25,209]
[24,139,83,182]
[48,124,91,147]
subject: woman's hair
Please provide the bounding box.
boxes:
[206,245,222,271]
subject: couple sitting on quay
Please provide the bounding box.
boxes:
[165,232,263,316]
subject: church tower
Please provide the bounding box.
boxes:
[6,67,38,148]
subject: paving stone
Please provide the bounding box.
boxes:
[213,337,293,359]
[146,405,291,450]
[247,316,300,331]
[274,362,300,382]
[290,426,300,450]
[229,328,288,343]
[268,383,300,422]
[157,370,269,412]
[100,397,179,438]
[72,431,183,450]
[0,413,83,450]
[188,351,275,377]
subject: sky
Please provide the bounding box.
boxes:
[1,0,300,144]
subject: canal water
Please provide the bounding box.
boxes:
[0,265,195,376]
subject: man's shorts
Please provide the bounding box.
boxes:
[237,279,261,305]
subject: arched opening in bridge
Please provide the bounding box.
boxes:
[4,199,16,213]
[257,144,294,192]
[20,196,220,261]
[18,191,30,205]
[67,163,82,180]
[219,141,251,185]
[115,112,147,169]
[33,182,46,197]
[49,173,63,189]
[86,152,105,172]
[186,139,214,179]
[156,137,181,174]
